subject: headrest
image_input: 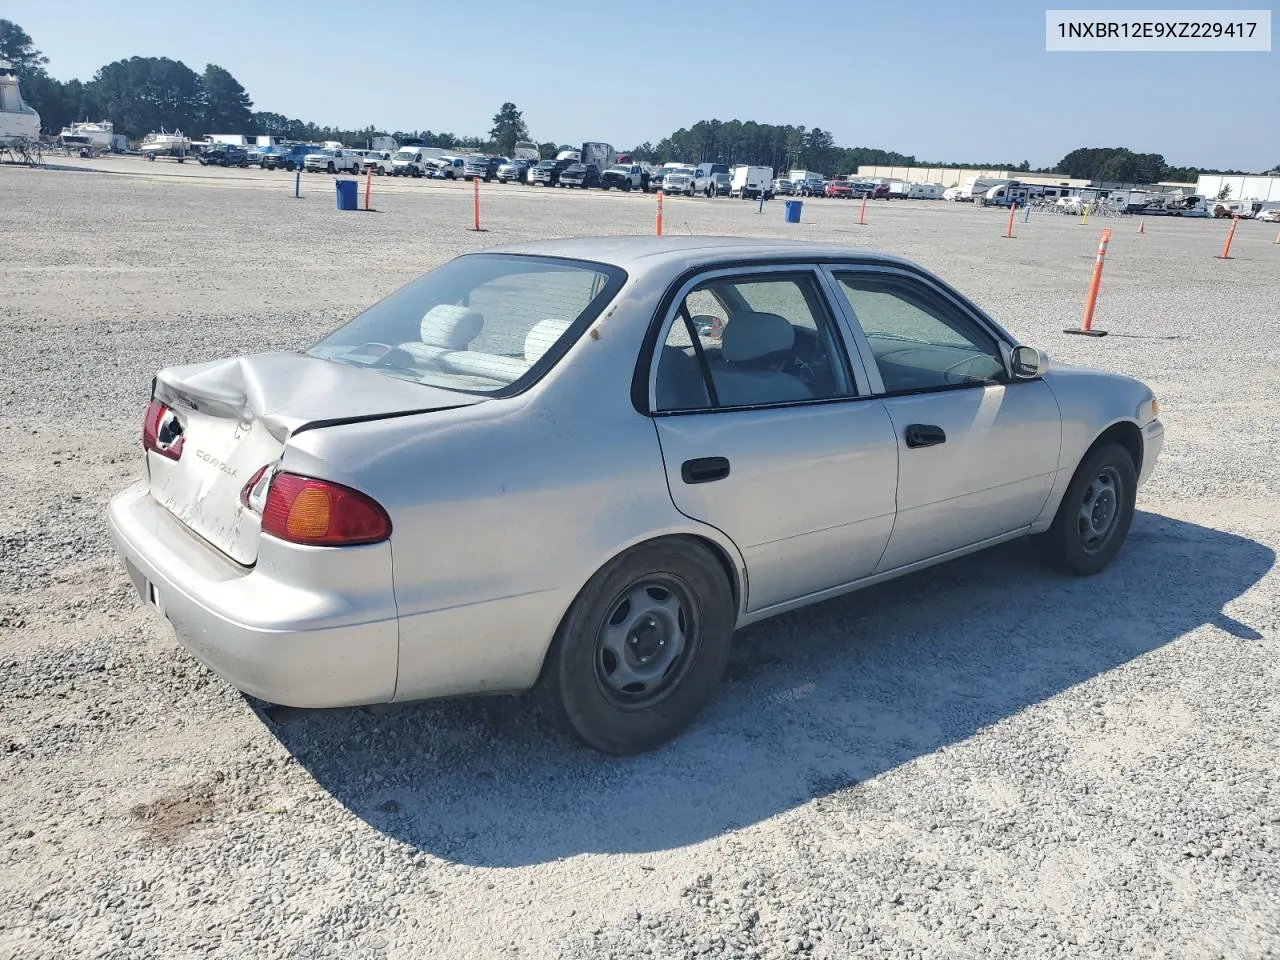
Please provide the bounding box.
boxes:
[720,312,794,363]
[524,319,571,363]
[421,304,482,349]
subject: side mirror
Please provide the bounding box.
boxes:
[1011,345,1048,379]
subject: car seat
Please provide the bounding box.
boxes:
[398,304,483,366]
[713,311,811,406]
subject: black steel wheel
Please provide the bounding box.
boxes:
[545,538,735,753]
[1037,442,1137,575]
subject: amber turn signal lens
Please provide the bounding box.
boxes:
[285,487,332,539]
[260,472,391,546]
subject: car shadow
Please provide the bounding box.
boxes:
[258,511,1272,866]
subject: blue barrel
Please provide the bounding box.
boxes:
[784,199,803,223]
[335,179,358,211]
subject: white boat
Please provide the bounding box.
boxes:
[140,129,191,161]
[0,59,40,147]
[60,120,114,152]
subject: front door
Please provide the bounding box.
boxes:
[826,268,1062,571]
[649,269,899,612]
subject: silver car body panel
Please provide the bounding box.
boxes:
[107,236,1162,707]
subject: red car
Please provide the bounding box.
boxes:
[826,180,854,198]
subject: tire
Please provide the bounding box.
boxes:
[623,180,632,192]
[326,162,334,174]
[1036,442,1137,576]
[544,538,735,754]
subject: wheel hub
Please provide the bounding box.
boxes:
[596,580,693,705]
[627,616,666,663]
[1078,467,1122,550]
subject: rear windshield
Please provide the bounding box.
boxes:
[308,255,626,396]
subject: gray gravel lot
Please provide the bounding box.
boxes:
[1,157,1277,960]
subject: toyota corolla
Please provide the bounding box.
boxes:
[108,237,1163,753]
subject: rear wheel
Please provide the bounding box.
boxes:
[545,538,735,754]
[1036,443,1137,575]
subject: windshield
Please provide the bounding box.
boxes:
[308,255,626,396]
[535,161,555,169]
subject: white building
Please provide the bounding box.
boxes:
[1196,173,1280,203]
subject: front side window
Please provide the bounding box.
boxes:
[654,273,853,412]
[309,255,624,396]
[832,273,1006,392]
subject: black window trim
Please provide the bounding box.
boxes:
[820,263,1017,398]
[630,255,1021,415]
[647,265,866,416]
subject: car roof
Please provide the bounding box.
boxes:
[483,236,918,273]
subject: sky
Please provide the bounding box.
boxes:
[9,0,1278,171]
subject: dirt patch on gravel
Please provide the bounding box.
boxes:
[129,776,225,844]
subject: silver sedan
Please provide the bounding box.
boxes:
[108,237,1164,753]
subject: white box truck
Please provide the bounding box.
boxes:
[732,165,775,200]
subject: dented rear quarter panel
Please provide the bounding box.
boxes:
[282,268,747,700]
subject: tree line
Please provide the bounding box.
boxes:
[3,19,1268,179]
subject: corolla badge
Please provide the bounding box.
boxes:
[194,449,238,478]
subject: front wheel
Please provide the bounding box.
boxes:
[1036,442,1137,575]
[545,538,735,754]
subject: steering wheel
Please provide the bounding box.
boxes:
[787,327,832,388]
[941,354,994,385]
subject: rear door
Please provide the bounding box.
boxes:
[649,266,899,613]
[824,266,1061,571]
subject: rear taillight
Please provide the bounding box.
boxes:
[259,472,391,546]
[142,399,184,460]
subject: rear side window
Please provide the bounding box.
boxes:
[654,273,853,412]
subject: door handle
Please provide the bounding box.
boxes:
[681,456,731,484]
[904,424,946,448]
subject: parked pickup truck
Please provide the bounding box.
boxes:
[600,164,648,192]
[361,151,395,175]
[263,145,315,171]
[496,159,532,183]
[427,156,466,180]
[304,149,361,174]
[531,158,574,186]
[198,144,249,168]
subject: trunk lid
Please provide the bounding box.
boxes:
[148,352,481,565]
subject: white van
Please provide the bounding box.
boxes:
[391,147,430,177]
[731,165,775,200]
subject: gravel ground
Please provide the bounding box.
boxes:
[1,157,1277,960]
